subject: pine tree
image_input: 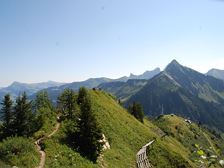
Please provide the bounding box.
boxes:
[77,87,87,105]
[0,94,14,136]
[128,102,144,123]
[14,92,35,136]
[76,87,104,162]
[34,91,55,130]
[35,91,52,110]
[57,89,77,119]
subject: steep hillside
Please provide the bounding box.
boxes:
[0,91,205,168]
[98,79,148,101]
[42,90,212,168]
[97,69,160,101]
[127,60,224,131]
[1,90,224,168]
[153,115,224,167]
[165,60,224,103]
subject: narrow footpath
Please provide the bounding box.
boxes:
[35,122,60,168]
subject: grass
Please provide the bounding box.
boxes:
[88,90,197,167]
[1,90,224,167]
[44,90,194,168]
[154,114,224,167]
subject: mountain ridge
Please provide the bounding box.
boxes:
[207,68,224,81]
[0,68,160,101]
[30,68,160,102]
[126,60,224,131]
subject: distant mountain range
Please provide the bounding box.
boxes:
[115,68,160,82]
[97,68,160,101]
[0,68,161,102]
[1,61,224,132]
[0,81,65,100]
[29,68,161,102]
[126,60,224,131]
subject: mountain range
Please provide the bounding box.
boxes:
[29,68,161,102]
[1,60,224,132]
[2,65,224,102]
[1,60,224,167]
[98,79,148,102]
[97,60,224,131]
[0,68,161,102]
[115,67,161,82]
[126,60,224,131]
[0,81,65,100]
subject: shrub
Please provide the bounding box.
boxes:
[0,136,39,167]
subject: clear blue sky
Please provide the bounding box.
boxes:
[0,0,224,87]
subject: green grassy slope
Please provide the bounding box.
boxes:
[43,90,198,168]
[154,114,224,167]
[87,90,196,167]
[2,90,224,167]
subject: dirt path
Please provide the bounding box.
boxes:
[35,121,60,168]
[35,137,46,168]
[98,154,108,168]
[48,123,60,138]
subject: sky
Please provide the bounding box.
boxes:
[0,0,224,87]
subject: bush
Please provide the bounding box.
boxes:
[0,136,39,167]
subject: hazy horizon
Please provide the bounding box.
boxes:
[1,0,224,86]
[0,59,222,88]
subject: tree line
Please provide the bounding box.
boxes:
[0,87,104,163]
[0,87,144,162]
[0,93,39,138]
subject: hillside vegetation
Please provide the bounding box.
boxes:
[1,89,224,167]
[39,90,205,168]
[153,114,224,167]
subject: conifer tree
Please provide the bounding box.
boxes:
[0,94,14,136]
[128,102,144,123]
[57,89,77,118]
[76,87,104,162]
[14,92,35,136]
[35,91,52,110]
[77,87,86,105]
[34,91,54,130]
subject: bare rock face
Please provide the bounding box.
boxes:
[100,134,110,151]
